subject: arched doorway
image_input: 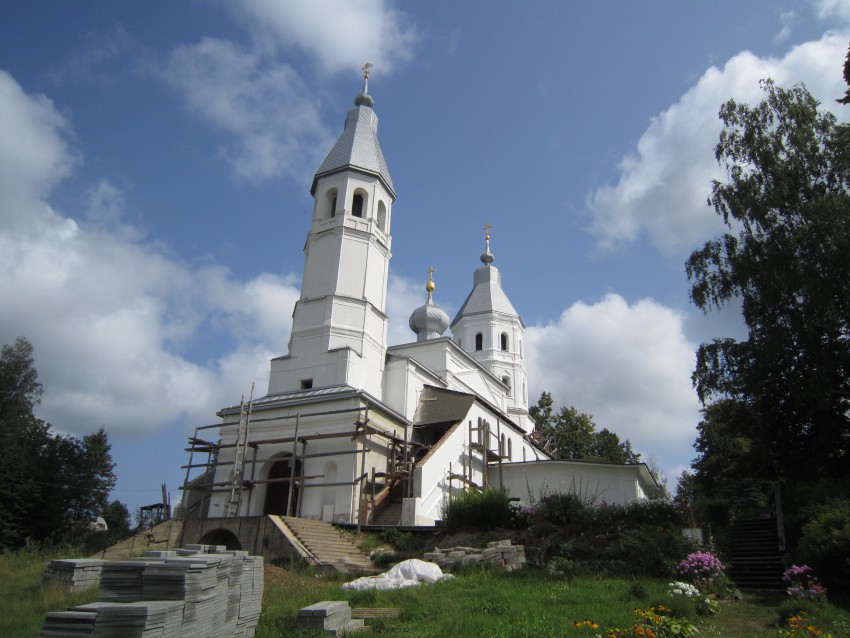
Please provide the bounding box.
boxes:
[263,457,301,516]
[198,528,241,550]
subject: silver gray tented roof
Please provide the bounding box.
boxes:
[450,264,525,328]
[311,104,395,196]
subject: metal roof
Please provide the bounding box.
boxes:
[311,104,395,196]
[412,385,476,426]
[450,264,525,328]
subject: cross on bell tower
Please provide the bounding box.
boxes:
[268,70,396,399]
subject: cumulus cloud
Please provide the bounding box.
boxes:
[0,69,301,437]
[155,1,415,182]
[587,31,850,256]
[160,37,333,182]
[230,0,417,75]
[526,294,701,473]
[811,0,850,23]
[0,71,77,224]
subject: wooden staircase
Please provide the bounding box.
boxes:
[274,516,376,574]
[729,518,785,589]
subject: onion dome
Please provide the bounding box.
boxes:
[409,268,450,342]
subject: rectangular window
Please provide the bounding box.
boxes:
[300,379,313,390]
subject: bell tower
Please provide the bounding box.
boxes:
[451,227,529,428]
[269,66,395,399]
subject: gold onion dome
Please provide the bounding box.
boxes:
[409,268,450,342]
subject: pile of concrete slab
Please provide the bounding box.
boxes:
[422,539,526,572]
[297,601,365,636]
[40,544,263,638]
[42,559,104,593]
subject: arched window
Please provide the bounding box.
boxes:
[475,333,483,350]
[500,332,508,351]
[508,438,513,461]
[352,193,364,217]
[324,188,338,219]
[377,201,387,231]
[502,375,511,397]
[500,433,506,456]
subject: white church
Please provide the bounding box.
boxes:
[180,72,657,528]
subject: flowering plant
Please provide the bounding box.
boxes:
[783,565,828,602]
[780,612,833,638]
[572,608,697,638]
[676,551,725,589]
[667,581,700,598]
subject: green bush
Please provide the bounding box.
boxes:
[798,498,850,589]
[378,528,418,554]
[624,499,684,527]
[536,492,593,532]
[441,488,513,530]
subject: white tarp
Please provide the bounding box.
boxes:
[341,559,454,591]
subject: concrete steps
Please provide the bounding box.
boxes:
[372,503,402,526]
[279,516,376,574]
[730,518,785,589]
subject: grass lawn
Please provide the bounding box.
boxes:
[0,546,100,638]
[5,547,849,637]
[257,564,850,638]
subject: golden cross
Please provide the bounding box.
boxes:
[362,62,373,79]
[483,223,492,240]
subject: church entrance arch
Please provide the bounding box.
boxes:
[263,455,301,516]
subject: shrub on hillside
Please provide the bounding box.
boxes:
[441,488,514,530]
[798,499,850,590]
[624,499,684,527]
[536,492,594,531]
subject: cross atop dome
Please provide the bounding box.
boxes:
[355,62,375,107]
[481,223,494,265]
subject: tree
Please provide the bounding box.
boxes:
[0,337,42,419]
[686,80,850,481]
[837,43,850,105]
[529,392,641,464]
[0,337,121,549]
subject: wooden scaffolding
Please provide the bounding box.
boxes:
[179,401,422,526]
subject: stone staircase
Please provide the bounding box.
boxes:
[729,517,785,589]
[276,516,376,574]
[372,502,402,526]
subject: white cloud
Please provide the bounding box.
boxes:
[774,11,796,44]
[811,0,850,23]
[157,1,416,182]
[526,294,701,474]
[587,31,850,256]
[161,37,333,183]
[0,71,77,225]
[46,26,135,86]
[231,0,417,75]
[0,69,301,437]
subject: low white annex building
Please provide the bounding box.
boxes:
[180,72,657,527]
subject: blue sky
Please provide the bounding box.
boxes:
[1,1,848,515]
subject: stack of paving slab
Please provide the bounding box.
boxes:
[40,544,263,638]
[42,559,105,593]
[298,601,365,636]
[40,601,185,638]
[422,539,526,572]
